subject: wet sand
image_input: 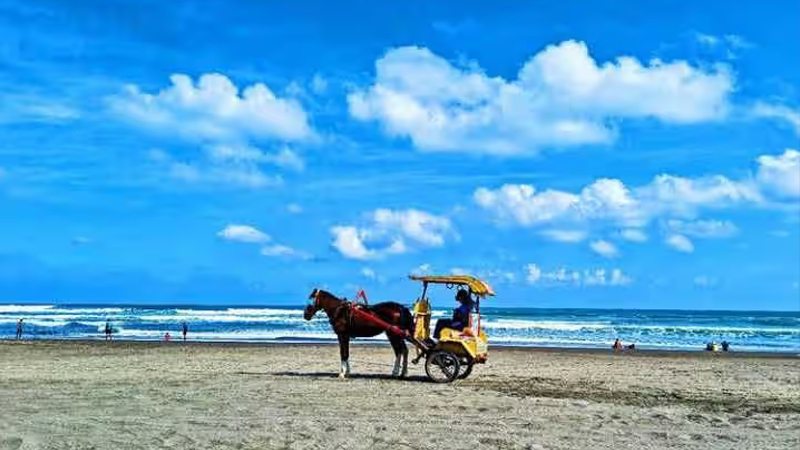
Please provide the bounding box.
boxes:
[1,341,798,449]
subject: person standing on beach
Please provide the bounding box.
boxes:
[104,321,112,342]
[16,318,23,340]
[182,322,188,342]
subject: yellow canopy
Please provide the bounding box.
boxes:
[409,274,495,297]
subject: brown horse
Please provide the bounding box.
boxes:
[304,288,413,378]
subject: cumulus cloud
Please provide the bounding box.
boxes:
[331,209,453,260]
[665,234,695,253]
[475,173,757,230]
[110,74,313,188]
[665,219,738,238]
[526,264,632,287]
[361,267,377,279]
[590,240,620,258]
[218,224,270,243]
[109,73,314,143]
[756,149,800,198]
[474,150,800,250]
[348,41,733,155]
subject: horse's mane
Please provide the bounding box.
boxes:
[314,289,407,311]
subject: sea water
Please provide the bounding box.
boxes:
[1,304,798,353]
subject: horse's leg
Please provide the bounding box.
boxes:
[389,336,408,378]
[337,333,350,378]
[390,337,401,377]
[400,340,408,378]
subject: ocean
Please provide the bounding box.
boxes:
[1,304,798,353]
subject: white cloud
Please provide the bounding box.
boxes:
[311,74,328,95]
[206,145,305,172]
[269,147,305,172]
[474,150,800,248]
[542,268,582,285]
[751,103,800,136]
[665,234,695,253]
[474,184,583,227]
[609,269,633,286]
[260,244,310,259]
[666,219,738,238]
[619,228,648,243]
[218,224,270,243]
[167,159,282,189]
[112,74,313,189]
[361,267,376,279]
[286,203,303,214]
[372,209,453,246]
[756,149,800,198]
[637,174,760,216]
[590,240,620,258]
[584,268,632,286]
[694,32,753,58]
[331,226,382,260]
[331,209,452,260]
[525,263,542,284]
[411,263,431,275]
[693,275,717,287]
[0,96,80,124]
[694,32,722,47]
[527,264,632,287]
[109,73,313,143]
[349,41,733,155]
[475,174,757,230]
[540,229,587,243]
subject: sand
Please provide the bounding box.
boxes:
[0,341,798,450]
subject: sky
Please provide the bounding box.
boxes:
[0,0,798,310]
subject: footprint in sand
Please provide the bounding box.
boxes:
[0,437,23,450]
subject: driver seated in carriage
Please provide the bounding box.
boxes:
[432,288,474,339]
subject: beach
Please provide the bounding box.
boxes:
[1,341,798,450]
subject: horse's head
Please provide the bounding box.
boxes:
[304,288,321,320]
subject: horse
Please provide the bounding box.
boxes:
[304,288,413,379]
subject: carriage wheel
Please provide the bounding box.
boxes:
[425,351,461,383]
[457,358,474,379]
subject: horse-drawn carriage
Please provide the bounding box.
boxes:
[304,274,494,383]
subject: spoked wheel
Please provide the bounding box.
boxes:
[425,351,461,383]
[457,358,474,379]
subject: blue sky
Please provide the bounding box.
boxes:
[0,0,798,310]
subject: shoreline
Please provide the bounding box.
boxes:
[3,338,798,359]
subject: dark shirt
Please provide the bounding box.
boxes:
[452,303,472,329]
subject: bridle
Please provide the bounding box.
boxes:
[308,288,322,312]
